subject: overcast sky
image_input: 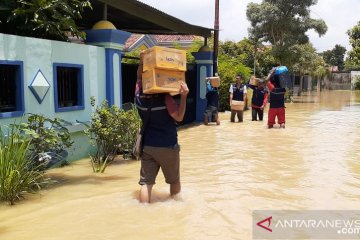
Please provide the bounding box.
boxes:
[139,0,360,53]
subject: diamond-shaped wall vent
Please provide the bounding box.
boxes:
[29,70,50,104]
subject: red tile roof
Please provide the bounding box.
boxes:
[154,35,198,42]
[124,34,203,50]
[124,34,144,49]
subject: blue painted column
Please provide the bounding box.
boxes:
[192,51,213,122]
[85,28,131,108]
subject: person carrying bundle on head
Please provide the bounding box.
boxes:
[265,65,287,128]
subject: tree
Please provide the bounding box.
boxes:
[345,21,360,70]
[218,38,276,78]
[312,56,329,92]
[246,0,327,65]
[251,43,277,77]
[0,0,91,41]
[321,44,346,71]
[122,37,205,64]
[217,54,252,111]
[290,43,325,95]
[173,39,204,64]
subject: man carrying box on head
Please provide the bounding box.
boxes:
[229,74,247,123]
[247,76,268,121]
[203,77,220,125]
[141,46,186,95]
[135,50,189,203]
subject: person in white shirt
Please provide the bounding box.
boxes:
[229,74,247,122]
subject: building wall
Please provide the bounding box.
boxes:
[0,33,107,160]
[328,72,351,90]
[351,71,360,89]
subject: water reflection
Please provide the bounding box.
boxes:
[0,91,360,240]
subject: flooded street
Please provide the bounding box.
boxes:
[1,91,360,240]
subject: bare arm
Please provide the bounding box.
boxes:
[266,69,275,91]
[243,86,247,102]
[261,92,269,109]
[267,79,274,92]
[169,82,189,122]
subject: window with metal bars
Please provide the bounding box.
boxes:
[0,61,24,118]
[54,63,84,112]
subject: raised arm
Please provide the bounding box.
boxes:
[229,84,233,106]
[167,82,189,122]
[266,69,276,91]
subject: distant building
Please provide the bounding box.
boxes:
[123,34,202,52]
[328,66,339,72]
[350,70,360,89]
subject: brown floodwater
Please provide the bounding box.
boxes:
[1,91,360,240]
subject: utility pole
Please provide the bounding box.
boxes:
[213,0,219,76]
[103,3,107,20]
[253,43,256,76]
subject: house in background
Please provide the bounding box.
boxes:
[154,35,203,49]
[123,34,203,52]
[0,0,214,161]
[123,34,157,52]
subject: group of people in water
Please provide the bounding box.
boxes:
[204,66,287,129]
[135,59,286,203]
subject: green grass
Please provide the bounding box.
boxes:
[0,127,46,205]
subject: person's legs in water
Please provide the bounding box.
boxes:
[139,182,179,203]
[230,110,236,122]
[170,180,181,196]
[153,145,181,198]
[252,108,257,121]
[203,113,209,125]
[211,112,216,122]
[277,107,286,128]
[203,106,213,125]
[138,147,160,203]
[268,108,276,128]
[212,112,220,125]
[215,113,220,125]
[205,107,219,125]
[258,108,264,121]
[237,110,243,122]
[139,184,153,203]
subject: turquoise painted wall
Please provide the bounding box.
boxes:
[0,33,107,161]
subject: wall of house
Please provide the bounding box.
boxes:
[351,71,360,89]
[328,72,351,90]
[0,33,107,160]
[291,73,353,93]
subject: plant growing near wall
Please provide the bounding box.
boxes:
[86,97,141,173]
[14,114,73,170]
[354,76,360,90]
[118,104,142,160]
[0,126,47,205]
